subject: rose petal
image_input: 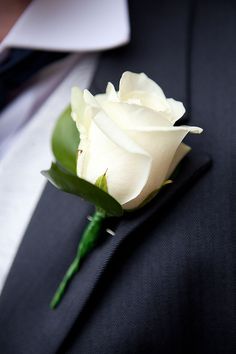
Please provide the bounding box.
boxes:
[83,89,99,108]
[106,82,119,101]
[78,110,152,206]
[71,87,91,134]
[100,101,172,129]
[167,98,186,123]
[95,83,119,105]
[71,87,85,121]
[119,72,169,112]
[166,143,191,178]
[123,125,202,209]
[131,125,203,134]
[119,71,166,100]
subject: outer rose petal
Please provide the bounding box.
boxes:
[77,110,152,206]
[167,98,186,123]
[95,83,119,105]
[119,71,166,100]
[83,89,100,108]
[106,82,119,101]
[71,87,85,122]
[119,73,169,113]
[123,126,202,209]
[100,101,172,129]
[166,143,191,178]
[71,87,91,134]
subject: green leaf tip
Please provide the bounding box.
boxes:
[162,179,173,186]
[95,170,108,193]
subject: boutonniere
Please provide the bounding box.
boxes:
[42,71,202,309]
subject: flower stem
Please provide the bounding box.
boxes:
[50,209,106,309]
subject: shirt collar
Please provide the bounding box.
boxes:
[1,0,130,52]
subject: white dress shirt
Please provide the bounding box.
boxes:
[0,0,130,292]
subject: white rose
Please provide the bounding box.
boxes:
[71,71,202,210]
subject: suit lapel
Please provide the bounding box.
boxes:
[0,1,211,354]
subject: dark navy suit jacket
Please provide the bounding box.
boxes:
[0,1,235,353]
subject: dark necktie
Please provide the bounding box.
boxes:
[0,48,69,112]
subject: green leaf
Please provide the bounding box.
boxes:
[41,163,123,217]
[52,106,80,175]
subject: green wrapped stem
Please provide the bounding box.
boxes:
[50,210,106,309]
